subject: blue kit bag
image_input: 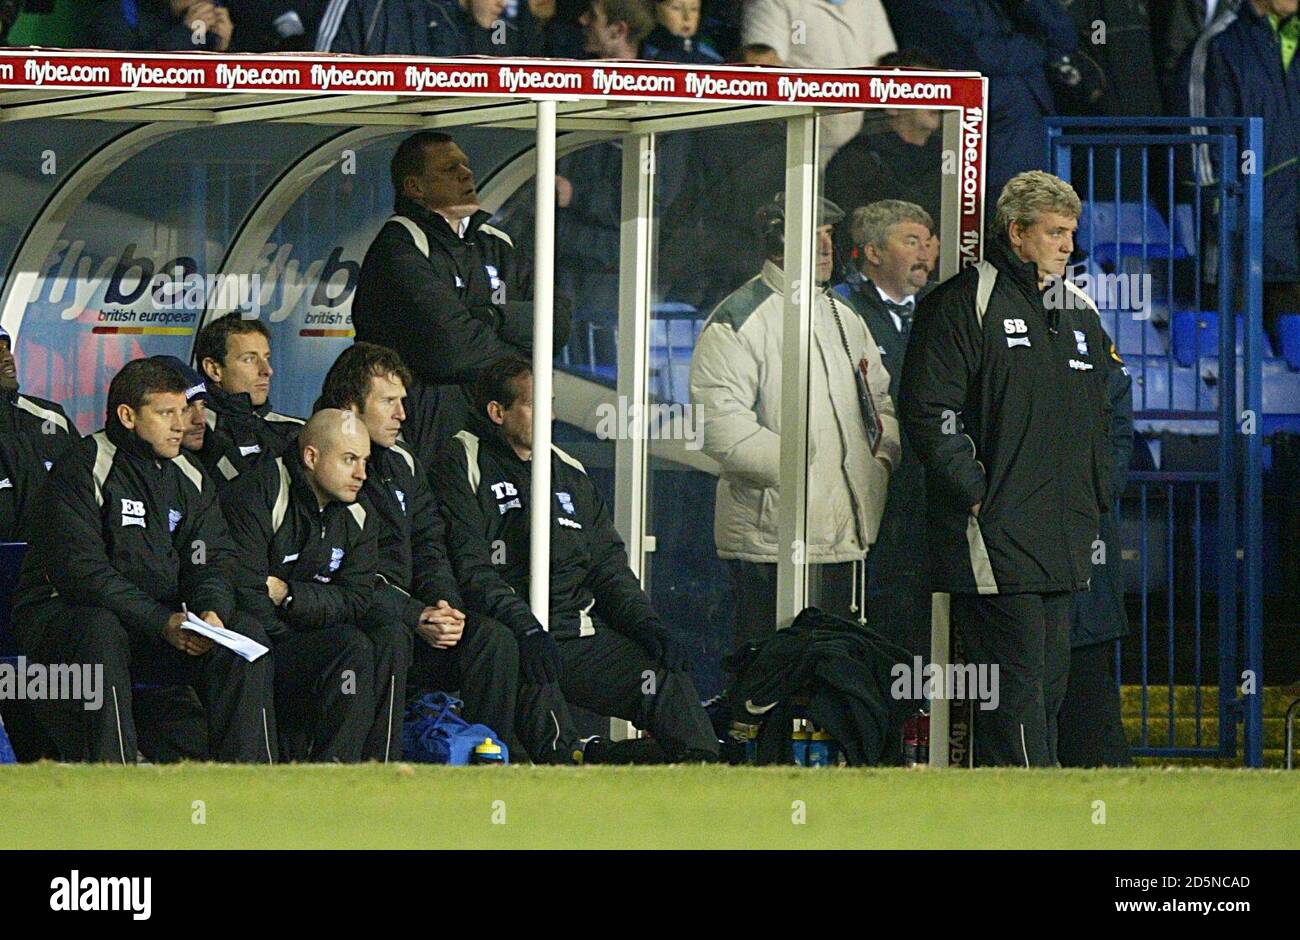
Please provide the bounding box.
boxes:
[401,692,509,765]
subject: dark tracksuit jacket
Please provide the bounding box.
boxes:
[220,449,376,642]
[15,420,239,644]
[0,432,62,541]
[362,440,463,631]
[433,417,654,643]
[352,196,570,472]
[12,420,272,763]
[898,235,1115,597]
[220,449,388,760]
[0,390,78,443]
[197,384,304,486]
[433,416,719,761]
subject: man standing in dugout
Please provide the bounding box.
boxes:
[899,170,1116,767]
[352,130,570,473]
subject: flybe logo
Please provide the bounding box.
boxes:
[34,240,361,323]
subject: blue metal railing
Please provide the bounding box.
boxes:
[1048,116,1265,766]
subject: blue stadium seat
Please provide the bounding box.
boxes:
[1277,314,1300,371]
[1129,355,1214,412]
[1077,202,1191,266]
[1264,360,1300,415]
[1096,307,1166,356]
[1169,312,1272,367]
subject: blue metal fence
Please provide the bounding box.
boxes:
[1048,116,1265,766]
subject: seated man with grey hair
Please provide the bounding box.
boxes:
[899,170,1117,768]
[833,199,935,661]
[221,409,385,762]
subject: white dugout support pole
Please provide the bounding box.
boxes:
[528,98,557,626]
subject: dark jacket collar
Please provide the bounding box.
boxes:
[986,233,1042,295]
[206,381,272,421]
[394,195,492,245]
[105,417,167,465]
[466,407,529,467]
[281,445,335,516]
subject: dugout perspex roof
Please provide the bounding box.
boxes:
[0,50,989,259]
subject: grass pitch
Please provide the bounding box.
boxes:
[0,763,1295,849]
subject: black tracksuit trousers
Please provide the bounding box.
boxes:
[519,630,719,764]
[272,626,373,762]
[360,619,413,763]
[408,613,529,759]
[411,621,718,765]
[1058,640,1132,767]
[18,603,275,764]
[951,592,1071,767]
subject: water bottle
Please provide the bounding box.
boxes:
[902,710,930,767]
[791,719,810,766]
[471,737,505,764]
[807,729,836,767]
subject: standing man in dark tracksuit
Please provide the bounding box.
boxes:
[317,342,530,760]
[834,200,935,659]
[900,171,1115,767]
[220,410,380,762]
[434,356,719,764]
[352,130,570,473]
[11,359,275,764]
[194,312,304,486]
[1059,339,1135,767]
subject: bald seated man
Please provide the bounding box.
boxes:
[220,409,391,763]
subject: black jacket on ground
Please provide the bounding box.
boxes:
[353,196,570,472]
[0,390,78,442]
[197,383,303,486]
[1072,343,1134,647]
[13,419,237,647]
[724,607,913,767]
[360,440,463,630]
[433,413,653,642]
[220,449,376,641]
[898,236,1115,595]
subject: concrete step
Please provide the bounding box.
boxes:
[1119,684,1300,717]
[1124,716,1297,750]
